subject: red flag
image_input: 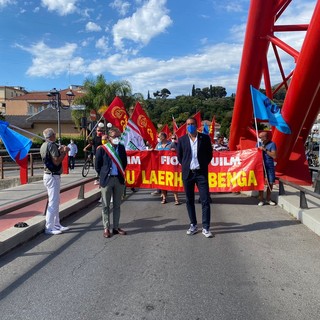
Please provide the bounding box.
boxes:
[172,116,179,133]
[193,111,202,131]
[210,115,215,142]
[131,102,158,147]
[175,122,187,138]
[102,96,128,132]
[162,124,171,138]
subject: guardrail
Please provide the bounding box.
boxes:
[278,177,320,209]
[0,176,96,216]
[0,152,43,179]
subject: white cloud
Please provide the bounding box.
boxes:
[86,21,102,32]
[112,0,172,50]
[41,0,78,16]
[0,0,15,8]
[95,36,109,54]
[84,42,243,96]
[16,41,85,77]
[110,0,130,16]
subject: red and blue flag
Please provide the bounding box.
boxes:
[0,120,32,162]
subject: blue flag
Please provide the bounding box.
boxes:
[250,85,291,134]
[202,122,210,135]
[0,120,32,161]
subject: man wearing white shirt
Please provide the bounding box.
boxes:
[67,139,78,170]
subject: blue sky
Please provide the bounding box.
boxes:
[0,0,316,97]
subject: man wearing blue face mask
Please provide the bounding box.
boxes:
[177,117,214,238]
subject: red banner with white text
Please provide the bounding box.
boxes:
[125,148,264,192]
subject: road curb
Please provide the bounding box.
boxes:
[0,189,101,257]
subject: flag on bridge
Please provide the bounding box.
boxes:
[161,124,171,138]
[131,102,157,148]
[210,115,216,142]
[175,122,187,138]
[102,96,128,132]
[250,85,291,134]
[120,119,146,150]
[193,111,202,131]
[0,120,32,163]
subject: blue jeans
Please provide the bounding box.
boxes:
[183,171,211,230]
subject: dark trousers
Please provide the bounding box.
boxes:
[68,156,75,169]
[183,171,211,230]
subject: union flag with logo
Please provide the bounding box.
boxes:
[102,96,128,132]
[131,102,157,148]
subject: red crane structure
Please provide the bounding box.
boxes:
[229,0,320,184]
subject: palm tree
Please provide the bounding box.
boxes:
[72,74,136,127]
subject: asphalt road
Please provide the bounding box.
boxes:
[1,189,320,320]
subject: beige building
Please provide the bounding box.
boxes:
[2,86,85,140]
[0,86,27,115]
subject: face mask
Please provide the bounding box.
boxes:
[157,138,161,143]
[111,137,120,145]
[97,132,103,137]
[187,124,196,134]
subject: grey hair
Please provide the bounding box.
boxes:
[43,128,55,139]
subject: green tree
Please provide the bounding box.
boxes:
[191,84,196,97]
[72,74,134,128]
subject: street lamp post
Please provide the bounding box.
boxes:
[47,88,75,145]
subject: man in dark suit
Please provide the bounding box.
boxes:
[95,127,127,238]
[177,117,213,238]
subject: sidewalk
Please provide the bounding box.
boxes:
[246,181,320,237]
[0,166,101,256]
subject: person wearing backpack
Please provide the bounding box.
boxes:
[40,128,70,235]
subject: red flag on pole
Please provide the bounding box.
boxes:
[175,122,187,138]
[102,96,128,132]
[131,102,158,148]
[161,124,171,138]
[193,111,202,131]
[210,115,216,142]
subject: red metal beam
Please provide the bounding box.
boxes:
[229,0,320,184]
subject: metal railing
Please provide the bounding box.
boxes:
[278,177,320,209]
[0,152,43,179]
[0,176,96,216]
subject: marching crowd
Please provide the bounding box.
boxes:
[40,116,276,239]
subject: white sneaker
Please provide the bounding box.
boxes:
[202,228,213,238]
[55,225,70,232]
[258,201,264,206]
[45,228,62,235]
[186,224,198,235]
[266,200,276,206]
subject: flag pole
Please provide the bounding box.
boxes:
[250,85,260,145]
[8,124,45,141]
[87,115,104,138]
